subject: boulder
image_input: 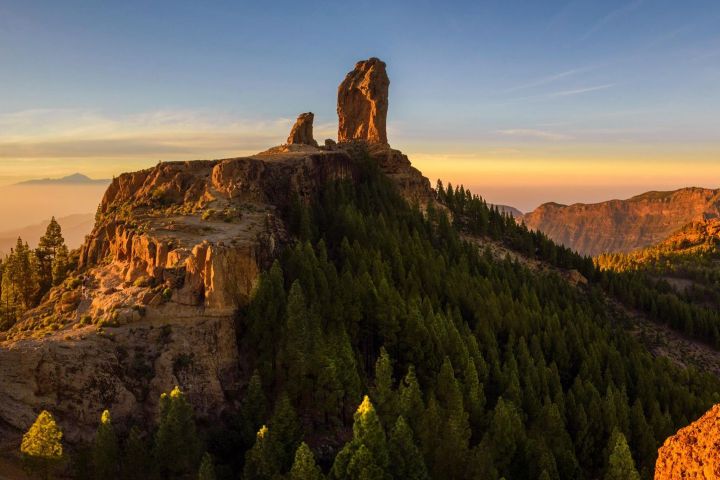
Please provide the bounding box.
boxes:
[337,57,389,144]
[286,112,318,146]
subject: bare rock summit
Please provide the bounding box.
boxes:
[286,112,318,146]
[337,57,389,144]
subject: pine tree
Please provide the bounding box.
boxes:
[153,386,201,477]
[332,396,390,480]
[239,370,268,446]
[283,281,311,402]
[388,416,429,480]
[197,452,216,480]
[372,347,396,425]
[267,393,303,472]
[121,426,150,480]
[398,366,424,434]
[290,442,324,480]
[432,357,471,479]
[36,218,65,295]
[20,410,63,480]
[51,244,70,286]
[243,425,278,480]
[92,410,119,480]
[605,428,640,480]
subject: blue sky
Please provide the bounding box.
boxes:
[1,0,719,211]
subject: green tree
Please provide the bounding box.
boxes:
[605,428,640,480]
[238,370,268,447]
[20,410,63,480]
[92,410,119,480]
[243,425,278,480]
[1,237,39,324]
[372,347,396,425]
[51,243,70,286]
[290,442,324,480]
[267,393,303,473]
[388,416,428,480]
[121,426,150,480]
[36,217,65,295]
[332,396,390,480]
[153,386,201,477]
[197,452,216,480]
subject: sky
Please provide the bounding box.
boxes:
[1,0,719,213]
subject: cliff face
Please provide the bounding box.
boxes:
[523,188,720,256]
[0,151,358,441]
[655,404,720,479]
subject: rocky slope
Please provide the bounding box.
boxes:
[0,57,432,443]
[523,187,720,256]
[655,403,720,479]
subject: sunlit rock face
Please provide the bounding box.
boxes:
[286,112,318,147]
[655,404,720,479]
[337,57,389,144]
[522,187,720,256]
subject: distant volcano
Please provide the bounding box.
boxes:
[15,172,110,186]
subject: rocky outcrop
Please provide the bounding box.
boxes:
[286,112,318,146]
[0,150,357,441]
[0,57,435,445]
[655,404,720,479]
[523,188,720,256]
[0,315,240,442]
[337,57,389,144]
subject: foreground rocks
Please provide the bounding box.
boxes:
[655,404,720,479]
[337,57,389,144]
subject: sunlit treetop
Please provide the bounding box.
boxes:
[20,410,63,460]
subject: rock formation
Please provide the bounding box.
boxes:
[655,403,720,479]
[0,57,434,444]
[0,151,357,441]
[337,57,389,144]
[522,188,720,256]
[286,112,318,146]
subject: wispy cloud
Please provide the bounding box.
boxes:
[580,0,644,41]
[503,66,596,93]
[546,83,616,98]
[0,108,337,160]
[497,129,572,141]
[502,83,617,104]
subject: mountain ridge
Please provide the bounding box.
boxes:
[523,186,720,256]
[15,173,110,186]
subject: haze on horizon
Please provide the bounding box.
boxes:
[1,0,719,214]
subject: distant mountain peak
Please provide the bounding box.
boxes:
[16,173,110,186]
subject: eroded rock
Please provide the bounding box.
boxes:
[337,57,389,144]
[286,112,318,146]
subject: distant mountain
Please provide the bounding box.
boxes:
[490,203,523,218]
[15,173,110,186]
[0,213,94,255]
[523,187,720,256]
